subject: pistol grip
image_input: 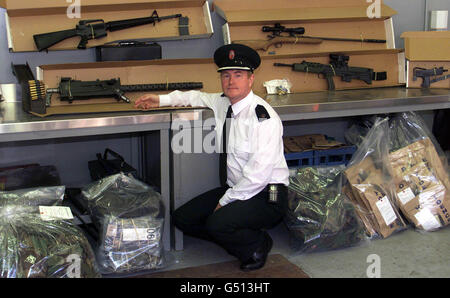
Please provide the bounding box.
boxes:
[77,37,88,49]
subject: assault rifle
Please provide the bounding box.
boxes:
[33,10,182,51]
[274,54,387,90]
[28,77,203,105]
[234,23,386,52]
[413,67,450,88]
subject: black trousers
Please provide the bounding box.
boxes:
[172,185,287,262]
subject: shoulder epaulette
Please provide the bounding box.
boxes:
[255,104,270,122]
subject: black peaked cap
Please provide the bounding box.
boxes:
[214,44,261,72]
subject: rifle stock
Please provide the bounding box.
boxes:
[33,29,79,52]
[234,36,323,51]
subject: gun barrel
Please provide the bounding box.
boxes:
[308,36,386,43]
[273,63,294,67]
[106,13,182,31]
[121,82,203,92]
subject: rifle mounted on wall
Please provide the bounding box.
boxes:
[234,23,386,52]
[413,67,450,88]
[26,77,203,114]
[33,10,182,51]
[274,54,387,91]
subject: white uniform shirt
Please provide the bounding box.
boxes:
[160,90,289,206]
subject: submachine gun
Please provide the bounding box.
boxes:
[413,67,450,88]
[274,54,387,90]
[33,10,183,51]
[27,78,203,113]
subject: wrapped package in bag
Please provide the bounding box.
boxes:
[345,118,406,238]
[0,205,101,278]
[387,112,450,231]
[285,165,367,253]
[81,173,166,274]
[97,215,165,273]
[0,186,65,207]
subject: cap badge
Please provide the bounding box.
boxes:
[228,50,235,60]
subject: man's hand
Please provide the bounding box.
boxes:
[214,203,222,212]
[134,94,160,109]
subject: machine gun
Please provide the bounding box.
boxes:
[33,10,182,51]
[28,77,203,106]
[413,67,450,88]
[274,54,387,90]
[234,23,386,52]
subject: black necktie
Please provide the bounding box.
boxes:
[220,105,232,187]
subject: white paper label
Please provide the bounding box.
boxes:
[375,196,397,226]
[39,206,73,221]
[415,208,441,231]
[122,228,157,241]
[397,187,415,205]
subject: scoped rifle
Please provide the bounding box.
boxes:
[413,67,450,88]
[234,23,386,52]
[33,10,182,51]
[274,54,387,90]
[28,77,203,105]
[264,23,387,43]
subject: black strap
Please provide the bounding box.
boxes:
[219,105,232,187]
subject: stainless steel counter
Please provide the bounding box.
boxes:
[267,87,450,121]
[0,102,171,142]
[1,87,448,142]
[168,87,450,123]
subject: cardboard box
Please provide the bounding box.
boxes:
[401,31,450,62]
[214,0,397,57]
[2,0,213,52]
[213,0,397,23]
[406,60,450,89]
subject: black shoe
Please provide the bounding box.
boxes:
[240,232,273,272]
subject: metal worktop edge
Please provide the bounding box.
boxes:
[1,87,449,141]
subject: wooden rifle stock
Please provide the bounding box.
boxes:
[233,36,323,51]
